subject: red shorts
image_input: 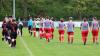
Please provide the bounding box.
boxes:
[81,30,88,37]
[39,28,43,32]
[51,28,54,33]
[33,28,36,31]
[92,30,99,36]
[59,30,65,35]
[67,32,74,35]
[45,33,51,39]
[44,28,51,33]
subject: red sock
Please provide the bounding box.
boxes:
[46,33,48,42]
[40,33,42,38]
[34,32,36,37]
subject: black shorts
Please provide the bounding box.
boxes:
[28,26,32,30]
[2,31,8,36]
[11,32,17,39]
[36,28,39,31]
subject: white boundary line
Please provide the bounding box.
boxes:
[19,37,34,56]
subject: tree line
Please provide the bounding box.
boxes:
[0,0,100,21]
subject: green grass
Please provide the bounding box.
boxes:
[0,28,100,56]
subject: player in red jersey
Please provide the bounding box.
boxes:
[39,17,44,39]
[33,19,36,37]
[58,18,65,42]
[80,18,90,45]
[44,17,51,42]
[91,17,99,44]
[50,19,54,39]
[65,17,74,44]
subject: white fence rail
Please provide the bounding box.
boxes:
[0,21,82,28]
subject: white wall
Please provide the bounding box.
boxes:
[0,22,3,28]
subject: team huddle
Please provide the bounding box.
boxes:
[1,16,99,48]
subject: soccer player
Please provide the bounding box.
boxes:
[36,19,40,37]
[2,19,8,41]
[18,19,23,36]
[44,17,51,42]
[33,19,36,37]
[58,18,65,42]
[6,16,13,46]
[66,17,74,44]
[39,17,44,39]
[28,16,33,36]
[80,18,89,45]
[91,17,99,44]
[10,19,18,47]
[50,19,54,39]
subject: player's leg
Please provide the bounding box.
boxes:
[20,28,23,36]
[39,28,42,39]
[30,26,33,36]
[8,30,11,46]
[67,32,70,43]
[33,28,36,37]
[36,28,39,37]
[92,30,95,43]
[95,30,99,44]
[47,28,51,42]
[51,28,54,39]
[2,31,5,41]
[28,26,31,34]
[5,32,8,42]
[45,28,49,42]
[82,31,86,45]
[84,31,88,45]
[70,32,74,44]
[61,30,64,42]
[11,32,17,47]
[59,30,61,42]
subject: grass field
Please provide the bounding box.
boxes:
[0,28,100,56]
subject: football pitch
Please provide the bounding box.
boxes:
[0,28,100,56]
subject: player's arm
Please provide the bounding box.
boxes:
[65,23,67,31]
[97,22,99,30]
[90,22,93,31]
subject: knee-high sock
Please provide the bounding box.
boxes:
[34,31,36,37]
